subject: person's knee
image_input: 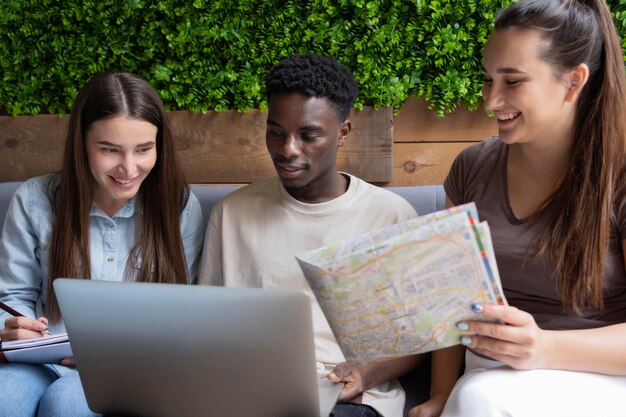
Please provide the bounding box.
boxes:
[38,372,100,417]
[0,364,56,416]
[443,371,512,416]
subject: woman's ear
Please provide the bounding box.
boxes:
[338,121,351,147]
[565,63,590,102]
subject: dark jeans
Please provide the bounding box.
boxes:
[330,403,382,417]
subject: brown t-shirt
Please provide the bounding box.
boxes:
[444,137,626,330]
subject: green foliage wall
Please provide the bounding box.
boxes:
[1,0,625,116]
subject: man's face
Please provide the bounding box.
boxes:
[266,92,349,201]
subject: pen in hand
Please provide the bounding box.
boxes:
[0,301,51,336]
[0,300,25,317]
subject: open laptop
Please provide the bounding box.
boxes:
[54,279,344,417]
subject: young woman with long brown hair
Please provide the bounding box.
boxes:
[409,0,626,415]
[0,71,204,416]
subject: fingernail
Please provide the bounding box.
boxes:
[457,322,469,331]
[461,336,472,345]
[37,323,47,331]
[471,303,483,313]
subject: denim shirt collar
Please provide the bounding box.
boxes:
[89,195,142,219]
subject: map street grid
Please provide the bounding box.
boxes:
[297,203,507,365]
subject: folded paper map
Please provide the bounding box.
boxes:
[296,203,506,365]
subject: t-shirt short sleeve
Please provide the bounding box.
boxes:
[444,143,481,206]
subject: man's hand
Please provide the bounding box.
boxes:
[328,362,365,404]
[60,357,76,367]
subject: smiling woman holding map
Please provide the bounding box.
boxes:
[425,0,626,416]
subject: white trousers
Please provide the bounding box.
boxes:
[440,350,626,417]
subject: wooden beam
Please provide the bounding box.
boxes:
[0,106,393,183]
[0,115,67,181]
[393,98,497,143]
[169,110,273,183]
[390,142,477,186]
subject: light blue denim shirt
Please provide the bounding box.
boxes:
[0,174,205,336]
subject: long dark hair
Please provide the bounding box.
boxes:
[46,71,190,322]
[495,0,626,312]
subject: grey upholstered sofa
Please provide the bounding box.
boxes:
[0,181,445,415]
[0,182,446,233]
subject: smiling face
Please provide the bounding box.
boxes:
[86,115,158,216]
[482,28,578,147]
[266,92,350,202]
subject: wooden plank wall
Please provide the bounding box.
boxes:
[0,108,393,184]
[170,106,393,183]
[391,98,497,186]
[0,98,497,186]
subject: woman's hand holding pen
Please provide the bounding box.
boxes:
[0,316,51,341]
[457,303,554,370]
[0,301,51,340]
[0,302,72,366]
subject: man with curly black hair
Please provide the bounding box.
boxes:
[262,53,360,200]
[265,53,358,124]
[199,54,422,417]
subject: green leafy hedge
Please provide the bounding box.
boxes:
[1,0,625,116]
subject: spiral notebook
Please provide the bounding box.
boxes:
[0,333,72,364]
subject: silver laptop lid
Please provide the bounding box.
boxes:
[54,279,321,417]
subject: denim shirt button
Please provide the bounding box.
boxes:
[106,256,114,262]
